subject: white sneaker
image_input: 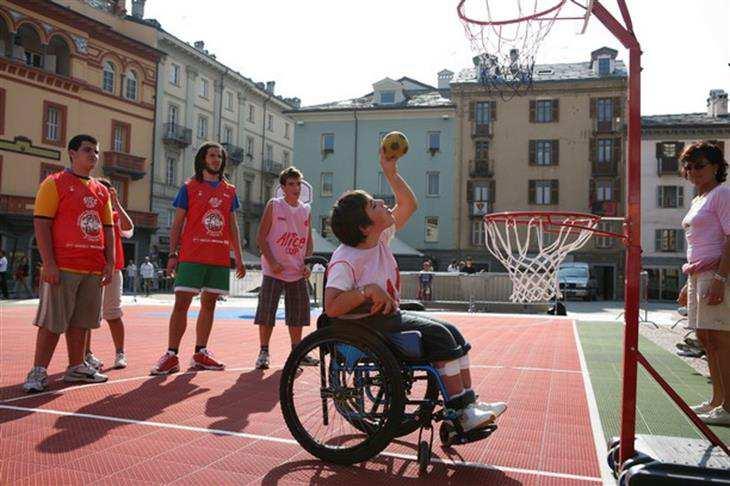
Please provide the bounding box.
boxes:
[459,403,500,432]
[475,401,507,419]
[690,401,715,414]
[85,352,104,370]
[255,350,270,370]
[23,366,48,393]
[699,406,730,426]
[64,364,108,383]
[114,352,128,369]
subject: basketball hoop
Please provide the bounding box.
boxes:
[483,211,622,303]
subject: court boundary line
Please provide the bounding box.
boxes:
[0,403,602,482]
[572,320,614,486]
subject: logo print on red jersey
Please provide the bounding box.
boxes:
[78,211,102,241]
[202,209,224,237]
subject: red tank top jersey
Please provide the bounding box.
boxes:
[50,171,110,273]
[112,211,125,271]
[179,179,236,267]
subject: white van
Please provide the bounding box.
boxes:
[558,262,597,301]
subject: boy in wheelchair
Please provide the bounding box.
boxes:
[324,151,507,437]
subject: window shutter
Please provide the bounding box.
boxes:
[656,186,663,207]
[489,180,496,203]
[589,98,596,119]
[674,142,685,157]
[678,186,684,207]
[590,138,597,163]
[490,101,497,121]
[552,140,559,165]
[654,230,661,251]
[529,100,536,123]
[677,230,685,252]
[551,180,559,204]
[613,177,621,203]
[468,101,475,121]
[466,180,474,201]
[613,97,622,118]
[612,138,622,163]
[528,140,536,165]
[528,180,536,204]
[552,99,559,122]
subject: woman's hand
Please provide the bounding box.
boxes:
[705,279,725,306]
[677,284,688,306]
[364,284,396,315]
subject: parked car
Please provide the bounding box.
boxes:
[558,262,597,301]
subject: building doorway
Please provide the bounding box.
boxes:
[592,265,615,300]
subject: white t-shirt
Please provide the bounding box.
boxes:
[327,225,400,307]
[0,256,7,273]
[140,262,155,279]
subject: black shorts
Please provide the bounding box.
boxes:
[334,310,470,361]
[254,275,310,327]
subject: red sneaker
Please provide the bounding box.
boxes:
[191,348,225,370]
[150,352,179,375]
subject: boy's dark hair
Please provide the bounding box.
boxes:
[194,142,227,182]
[279,166,303,186]
[680,141,727,183]
[330,190,373,247]
[68,134,98,152]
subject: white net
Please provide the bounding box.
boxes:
[483,213,599,302]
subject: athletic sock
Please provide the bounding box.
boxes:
[167,348,178,355]
[194,345,205,353]
[261,345,269,353]
[116,349,125,354]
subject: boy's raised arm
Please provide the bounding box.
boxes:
[381,150,417,230]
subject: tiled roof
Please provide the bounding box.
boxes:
[642,113,730,127]
[453,60,627,84]
[296,89,453,112]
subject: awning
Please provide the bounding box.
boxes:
[390,236,424,257]
[313,232,338,253]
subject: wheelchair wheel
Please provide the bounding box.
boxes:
[394,372,439,438]
[280,326,405,465]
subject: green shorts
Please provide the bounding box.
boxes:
[174,262,230,295]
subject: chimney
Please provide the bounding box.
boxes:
[707,89,728,117]
[131,0,146,18]
[265,81,276,94]
[286,97,301,109]
[110,0,126,16]
[437,69,454,90]
[194,41,205,51]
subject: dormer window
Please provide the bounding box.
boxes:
[380,90,395,104]
[598,57,611,75]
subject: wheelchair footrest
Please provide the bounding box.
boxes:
[440,422,497,447]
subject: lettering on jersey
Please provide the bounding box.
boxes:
[275,231,307,255]
[209,197,222,208]
[83,196,98,208]
[202,209,224,237]
[78,210,102,242]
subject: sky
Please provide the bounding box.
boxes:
[143,0,729,115]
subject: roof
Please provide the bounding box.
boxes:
[390,236,424,257]
[294,89,454,113]
[452,60,627,84]
[642,113,730,128]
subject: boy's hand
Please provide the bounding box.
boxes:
[302,266,311,279]
[677,284,688,306]
[166,258,177,277]
[379,148,398,176]
[271,261,284,274]
[235,262,246,279]
[364,284,396,315]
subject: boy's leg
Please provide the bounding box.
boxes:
[64,274,107,383]
[169,292,195,349]
[254,276,285,369]
[195,291,218,348]
[33,327,61,368]
[284,278,310,348]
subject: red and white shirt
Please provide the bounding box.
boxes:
[261,197,310,282]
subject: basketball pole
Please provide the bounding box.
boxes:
[587,0,641,465]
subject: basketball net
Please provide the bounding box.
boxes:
[483,213,599,302]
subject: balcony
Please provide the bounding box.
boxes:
[103,151,147,180]
[469,160,493,178]
[592,160,618,176]
[373,194,395,207]
[162,123,192,147]
[128,210,158,229]
[593,118,619,134]
[657,157,679,176]
[590,200,618,217]
[222,143,245,166]
[262,159,283,176]
[0,195,35,217]
[471,123,492,139]
[469,200,492,218]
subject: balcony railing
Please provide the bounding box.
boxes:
[262,159,283,175]
[469,160,493,178]
[469,200,492,217]
[592,160,618,176]
[103,151,146,180]
[471,123,492,138]
[222,143,245,166]
[594,118,618,133]
[162,123,192,147]
[657,157,679,176]
[373,194,395,207]
[128,210,158,229]
[590,200,618,217]
[0,195,35,216]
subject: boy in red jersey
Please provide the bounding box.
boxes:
[23,134,114,393]
[151,142,245,375]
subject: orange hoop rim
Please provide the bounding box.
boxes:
[483,211,626,240]
[457,0,568,26]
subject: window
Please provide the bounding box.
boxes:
[169,63,180,86]
[42,101,66,146]
[225,92,233,111]
[596,180,613,201]
[425,217,439,242]
[267,114,274,132]
[223,125,233,144]
[283,151,290,166]
[597,98,613,122]
[284,123,290,139]
[378,172,393,196]
[475,101,491,126]
[472,183,490,201]
[535,100,554,122]
[0,88,5,135]
[471,220,485,246]
[265,144,273,161]
[380,90,395,104]
[199,78,209,99]
[598,58,611,75]
[248,104,255,122]
[529,180,558,205]
[657,186,684,208]
[475,141,489,161]
[597,139,613,163]
[110,177,128,205]
[246,136,254,156]
[655,229,684,252]
[165,157,176,185]
[661,142,679,158]
[321,172,333,196]
[428,132,440,154]
[39,162,64,183]
[535,140,553,166]
[25,50,42,68]
[322,133,334,154]
[102,62,116,93]
[595,221,614,249]
[167,104,179,124]
[124,71,137,100]
[113,125,125,152]
[426,172,439,196]
[197,116,208,139]
[244,179,253,202]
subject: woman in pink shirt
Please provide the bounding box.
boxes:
[677,141,730,426]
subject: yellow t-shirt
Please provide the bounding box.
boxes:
[34,172,114,274]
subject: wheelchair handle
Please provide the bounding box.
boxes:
[305,256,329,268]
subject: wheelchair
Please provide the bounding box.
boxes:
[279,257,497,474]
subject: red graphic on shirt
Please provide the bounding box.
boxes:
[276,231,307,255]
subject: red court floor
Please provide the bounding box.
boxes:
[0,304,605,485]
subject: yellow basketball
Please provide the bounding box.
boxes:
[381,131,409,160]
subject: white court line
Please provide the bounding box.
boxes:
[470,364,581,374]
[572,321,615,486]
[0,403,601,483]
